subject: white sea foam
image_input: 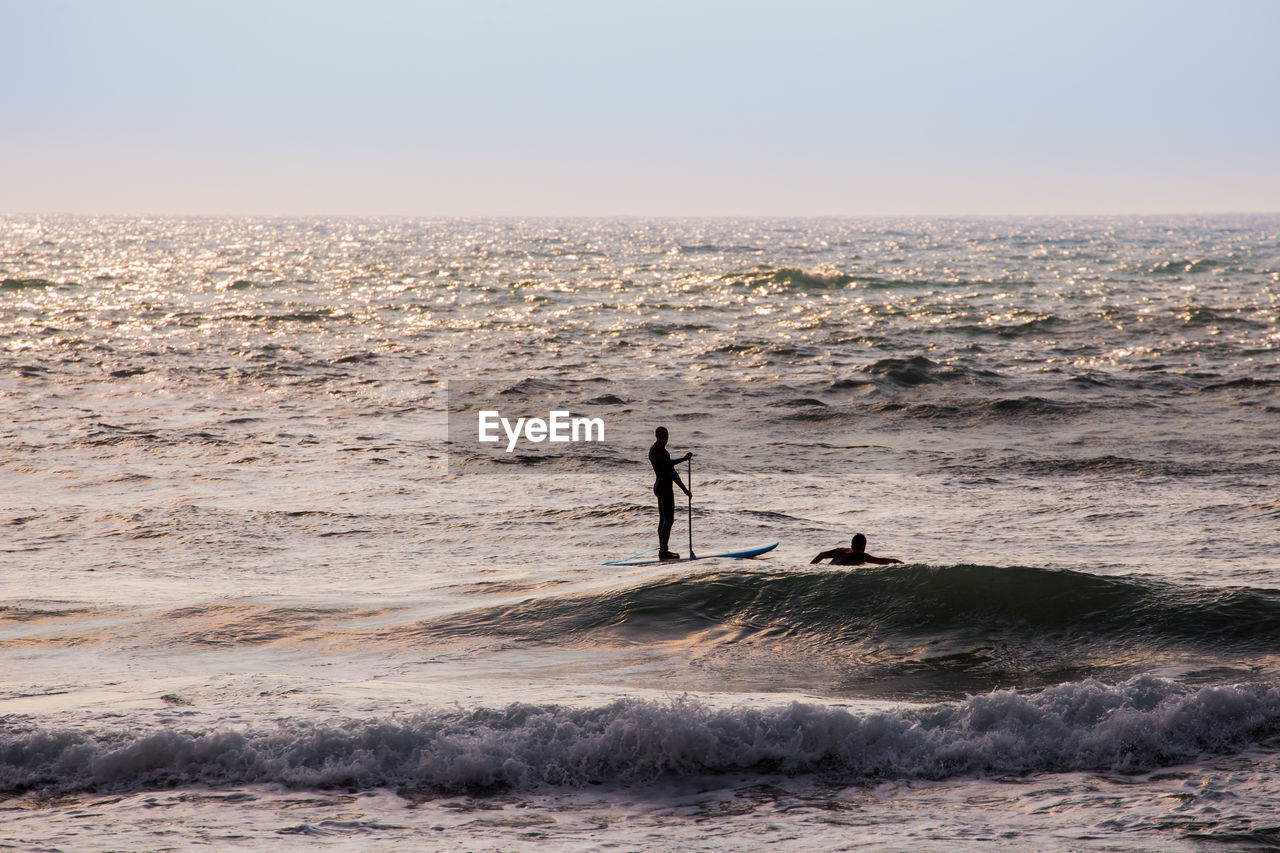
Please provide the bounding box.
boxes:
[3,676,1276,795]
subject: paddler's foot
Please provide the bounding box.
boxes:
[659,550,680,560]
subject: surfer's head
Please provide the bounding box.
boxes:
[850,533,867,551]
[655,426,668,445]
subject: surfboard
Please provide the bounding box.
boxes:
[603,542,778,567]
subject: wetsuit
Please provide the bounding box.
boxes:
[648,442,687,555]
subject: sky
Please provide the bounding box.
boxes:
[3,0,1278,216]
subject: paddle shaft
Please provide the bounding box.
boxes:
[687,457,695,558]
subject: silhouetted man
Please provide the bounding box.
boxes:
[811,533,903,566]
[649,426,691,560]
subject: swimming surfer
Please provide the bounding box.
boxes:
[811,533,903,566]
[649,426,692,560]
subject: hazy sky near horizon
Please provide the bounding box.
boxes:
[4,0,1278,216]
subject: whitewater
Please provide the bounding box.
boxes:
[2,215,1279,850]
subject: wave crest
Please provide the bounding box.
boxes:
[384,565,1280,693]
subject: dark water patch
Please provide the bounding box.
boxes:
[447,448,634,471]
[982,396,1077,418]
[777,406,846,423]
[1188,501,1280,523]
[525,503,650,522]
[1005,454,1275,480]
[79,425,235,449]
[1200,377,1280,393]
[1121,369,1222,393]
[706,343,754,355]
[852,273,1036,290]
[107,473,153,483]
[333,353,378,365]
[824,378,874,393]
[125,525,169,540]
[1150,259,1230,275]
[225,279,284,290]
[495,377,581,398]
[1183,827,1280,848]
[871,395,1079,422]
[449,578,575,596]
[770,398,827,408]
[84,425,163,447]
[164,604,390,647]
[721,268,855,291]
[279,510,358,519]
[277,819,408,836]
[858,357,1002,387]
[774,394,1086,424]
[677,243,763,255]
[222,309,347,324]
[953,316,1063,338]
[1178,306,1265,327]
[703,343,821,361]
[1065,372,1117,390]
[0,605,101,624]
[641,321,715,335]
[272,310,344,323]
[842,274,932,288]
[867,401,961,420]
[108,367,148,378]
[738,509,812,523]
[1,278,61,291]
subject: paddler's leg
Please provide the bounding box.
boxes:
[656,485,678,559]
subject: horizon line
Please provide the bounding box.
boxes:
[5,209,1279,221]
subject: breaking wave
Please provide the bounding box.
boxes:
[3,677,1277,795]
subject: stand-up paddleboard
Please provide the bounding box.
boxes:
[603,542,777,567]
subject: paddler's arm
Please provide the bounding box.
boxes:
[862,554,903,565]
[811,549,840,564]
[671,452,692,496]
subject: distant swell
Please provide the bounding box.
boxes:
[3,677,1278,795]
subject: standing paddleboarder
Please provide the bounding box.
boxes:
[649,426,692,560]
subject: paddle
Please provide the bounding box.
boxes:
[687,456,696,559]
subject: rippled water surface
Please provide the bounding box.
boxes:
[2,215,1279,850]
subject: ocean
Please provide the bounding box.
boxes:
[2,215,1278,850]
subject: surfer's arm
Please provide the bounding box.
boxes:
[863,555,903,565]
[810,549,839,564]
[671,467,689,495]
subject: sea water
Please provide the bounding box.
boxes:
[2,215,1279,850]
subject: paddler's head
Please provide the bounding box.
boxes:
[850,533,867,551]
[655,426,668,446]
